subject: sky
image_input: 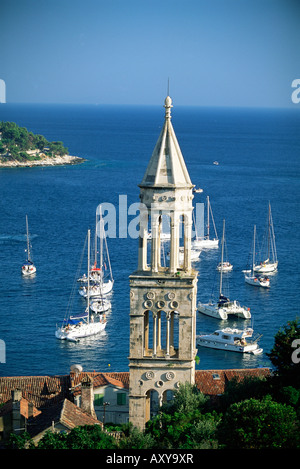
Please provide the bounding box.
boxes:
[1,0,300,107]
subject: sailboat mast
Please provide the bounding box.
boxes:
[99,206,103,273]
[267,202,271,261]
[219,220,225,296]
[252,225,256,273]
[87,229,90,320]
[95,214,97,268]
[207,196,210,239]
[26,215,30,261]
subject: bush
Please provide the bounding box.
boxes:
[218,395,300,449]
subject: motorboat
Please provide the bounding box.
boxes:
[196,327,263,354]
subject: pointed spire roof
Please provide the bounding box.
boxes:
[139,96,193,189]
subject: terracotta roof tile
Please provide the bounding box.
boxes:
[0,375,70,408]
[0,369,269,409]
[70,372,129,396]
[194,368,270,396]
[26,399,102,438]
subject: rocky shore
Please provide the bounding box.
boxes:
[0,154,85,168]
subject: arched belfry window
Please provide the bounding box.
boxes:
[143,309,178,358]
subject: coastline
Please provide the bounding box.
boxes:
[0,154,85,168]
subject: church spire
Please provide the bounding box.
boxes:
[139,96,193,189]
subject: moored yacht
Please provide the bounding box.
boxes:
[196,327,263,354]
[198,220,251,320]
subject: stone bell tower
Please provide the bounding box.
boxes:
[129,96,198,430]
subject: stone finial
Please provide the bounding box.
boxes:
[164,95,173,119]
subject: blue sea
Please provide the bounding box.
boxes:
[0,103,299,377]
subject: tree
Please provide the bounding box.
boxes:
[145,383,220,449]
[146,409,219,449]
[161,382,208,415]
[118,425,156,449]
[219,376,268,411]
[267,318,300,387]
[218,395,300,449]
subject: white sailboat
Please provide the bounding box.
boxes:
[196,327,263,354]
[192,196,219,249]
[167,246,201,263]
[243,225,270,288]
[56,229,107,342]
[254,203,278,273]
[78,206,114,298]
[90,297,111,313]
[21,215,36,276]
[198,220,251,320]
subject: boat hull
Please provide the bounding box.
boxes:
[21,265,36,276]
[55,320,106,341]
[217,262,233,272]
[196,337,262,354]
[90,299,111,313]
[198,301,251,320]
[192,238,219,249]
[253,261,278,273]
[79,279,113,297]
[244,275,270,288]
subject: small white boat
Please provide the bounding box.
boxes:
[56,230,107,342]
[79,279,113,298]
[167,247,201,263]
[180,247,201,262]
[217,261,233,272]
[147,231,171,240]
[198,220,251,320]
[90,297,111,313]
[77,267,102,283]
[243,225,270,288]
[244,271,270,288]
[192,196,219,249]
[21,215,36,276]
[196,327,263,354]
[254,203,278,273]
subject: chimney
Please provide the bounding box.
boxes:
[11,389,23,434]
[27,402,34,419]
[81,375,96,419]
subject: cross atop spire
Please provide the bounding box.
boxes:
[139,96,193,189]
